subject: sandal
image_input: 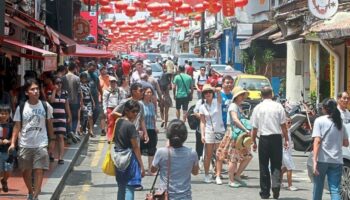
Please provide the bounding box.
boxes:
[58,159,64,165]
[161,122,165,128]
[49,155,55,162]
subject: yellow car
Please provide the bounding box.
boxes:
[234,74,272,100]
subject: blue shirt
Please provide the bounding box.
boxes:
[221,90,233,129]
[141,101,156,130]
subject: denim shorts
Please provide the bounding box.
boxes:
[0,152,13,172]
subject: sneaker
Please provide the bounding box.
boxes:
[27,194,34,200]
[272,187,280,199]
[215,176,223,185]
[1,179,8,192]
[234,175,247,187]
[204,174,212,183]
[287,186,298,191]
[228,181,241,188]
[134,185,143,191]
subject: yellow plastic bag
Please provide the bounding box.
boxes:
[102,144,115,176]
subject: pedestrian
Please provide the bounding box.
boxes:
[281,117,298,191]
[150,119,199,200]
[98,65,111,137]
[122,58,131,80]
[165,57,175,82]
[172,65,193,122]
[0,104,13,193]
[119,76,130,99]
[113,100,145,200]
[193,99,204,166]
[225,87,252,188]
[61,62,81,136]
[158,69,172,129]
[251,86,289,199]
[146,67,163,106]
[47,77,71,164]
[195,66,208,99]
[199,84,225,184]
[9,78,55,200]
[79,73,95,137]
[220,75,234,128]
[130,60,144,84]
[312,98,349,200]
[102,76,122,141]
[185,61,194,78]
[337,91,350,124]
[140,87,158,176]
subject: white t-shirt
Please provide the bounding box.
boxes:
[13,101,53,148]
[251,99,286,136]
[199,99,225,133]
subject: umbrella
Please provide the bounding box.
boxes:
[129,52,147,59]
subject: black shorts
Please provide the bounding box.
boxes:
[175,97,189,111]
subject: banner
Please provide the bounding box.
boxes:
[80,11,98,44]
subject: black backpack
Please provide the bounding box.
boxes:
[187,105,199,130]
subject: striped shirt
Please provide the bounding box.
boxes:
[48,90,68,134]
[141,101,156,130]
[80,83,93,107]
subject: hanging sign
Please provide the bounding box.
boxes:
[80,11,98,43]
[222,0,235,17]
[308,0,338,19]
[73,17,90,40]
[43,55,57,72]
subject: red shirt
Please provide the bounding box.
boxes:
[122,61,131,76]
[186,66,194,77]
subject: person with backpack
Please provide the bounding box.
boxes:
[9,79,54,200]
[102,76,123,141]
[195,66,208,99]
[158,69,172,129]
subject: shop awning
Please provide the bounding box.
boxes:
[239,24,279,49]
[66,44,114,58]
[309,12,350,40]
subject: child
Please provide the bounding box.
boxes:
[281,117,298,191]
[79,73,95,137]
[0,104,13,193]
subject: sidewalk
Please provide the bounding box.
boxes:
[1,135,88,200]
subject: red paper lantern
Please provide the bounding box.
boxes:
[177,3,193,14]
[140,24,148,31]
[163,32,169,36]
[115,20,125,25]
[137,18,146,24]
[159,14,167,20]
[162,3,172,11]
[151,19,161,26]
[150,11,163,18]
[235,0,248,7]
[203,1,210,9]
[110,24,117,30]
[103,18,114,26]
[182,20,190,27]
[128,20,137,26]
[193,4,206,13]
[134,1,147,10]
[100,5,112,13]
[147,2,163,12]
[125,6,137,17]
[119,24,130,32]
[208,2,222,14]
[174,27,182,33]
[222,0,235,16]
[99,0,110,6]
[83,0,96,6]
[114,1,128,10]
[168,0,183,8]
[174,17,184,25]
[193,14,201,21]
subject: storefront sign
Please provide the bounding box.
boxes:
[80,11,98,43]
[73,17,90,40]
[43,56,57,72]
[308,0,338,19]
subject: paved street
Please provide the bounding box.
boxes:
[59,99,330,200]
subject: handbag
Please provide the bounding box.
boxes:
[102,118,121,176]
[179,74,192,101]
[205,104,224,141]
[145,148,171,200]
[112,118,133,171]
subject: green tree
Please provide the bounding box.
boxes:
[262,49,275,77]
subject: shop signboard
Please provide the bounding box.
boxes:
[43,55,57,72]
[80,11,98,43]
[308,0,338,19]
[73,17,90,40]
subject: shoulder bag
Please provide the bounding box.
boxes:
[102,118,121,176]
[112,118,133,171]
[179,74,192,101]
[145,148,171,200]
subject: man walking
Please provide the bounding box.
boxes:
[9,79,54,200]
[251,87,288,199]
[220,75,234,128]
[173,65,193,122]
[337,91,350,124]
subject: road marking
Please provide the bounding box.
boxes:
[78,137,106,200]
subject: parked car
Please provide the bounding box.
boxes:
[175,53,199,66]
[234,74,272,100]
[145,53,162,63]
[150,62,163,80]
[210,64,242,86]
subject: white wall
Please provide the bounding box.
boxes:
[286,40,309,102]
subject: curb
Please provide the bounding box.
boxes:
[40,134,89,200]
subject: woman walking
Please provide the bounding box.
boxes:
[199,84,225,184]
[151,119,199,200]
[140,87,158,175]
[312,99,349,200]
[48,77,71,164]
[114,100,145,200]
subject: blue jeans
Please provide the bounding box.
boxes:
[313,162,342,200]
[117,184,134,200]
[68,103,80,133]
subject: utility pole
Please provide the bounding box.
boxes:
[200,12,205,57]
[230,18,237,67]
[0,0,4,37]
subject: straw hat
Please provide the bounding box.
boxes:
[109,76,117,82]
[232,87,249,101]
[202,84,215,93]
[235,133,253,151]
